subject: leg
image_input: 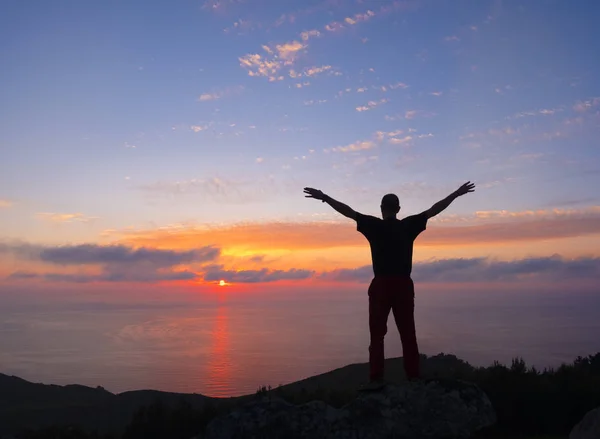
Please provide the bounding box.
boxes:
[368,278,392,382]
[391,277,420,380]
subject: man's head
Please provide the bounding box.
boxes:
[380,193,400,219]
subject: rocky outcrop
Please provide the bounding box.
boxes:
[570,406,600,439]
[203,379,496,439]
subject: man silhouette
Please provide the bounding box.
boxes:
[304,181,475,390]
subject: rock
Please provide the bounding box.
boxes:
[570,407,600,439]
[203,379,496,439]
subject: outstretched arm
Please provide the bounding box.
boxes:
[303,187,357,220]
[423,181,475,219]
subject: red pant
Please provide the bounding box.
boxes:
[368,275,420,381]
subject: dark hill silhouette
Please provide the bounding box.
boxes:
[0,353,469,436]
[2,352,599,438]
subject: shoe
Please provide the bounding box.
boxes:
[358,379,387,392]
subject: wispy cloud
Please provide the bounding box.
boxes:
[356,98,389,112]
[239,41,307,81]
[508,107,564,119]
[0,199,12,209]
[289,65,336,79]
[36,213,99,223]
[304,99,328,106]
[388,135,413,145]
[137,174,302,204]
[326,140,377,153]
[202,0,245,12]
[343,10,376,25]
[198,85,244,101]
[190,124,209,132]
[300,29,321,41]
[239,2,418,81]
[573,97,600,113]
[139,176,243,198]
[389,82,409,90]
[320,256,600,283]
[385,109,433,121]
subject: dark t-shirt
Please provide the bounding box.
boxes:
[356,212,428,277]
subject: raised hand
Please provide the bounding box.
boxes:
[303,187,326,201]
[455,181,476,196]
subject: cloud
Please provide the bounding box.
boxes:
[324,21,344,32]
[356,98,389,112]
[388,135,413,145]
[239,41,306,81]
[385,110,433,121]
[203,265,314,283]
[0,200,13,208]
[239,2,419,81]
[300,29,321,41]
[326,140,376,153]
[198,85,244,101]
[444,35,460,42]
[509,107,564,119]
[190,125,208,132]
[36,213,98,223]
[139,176,235,196]
[304,99,328,106]
[430,91,443,96]
[202,0,245,12]
[8,270,198,283]
[573,97,600,113]
[473,206,600,220]
[3,242,220,283]
[323,2,414,33]
[275,41,305,59]
[108,206,600,252]
[304,65,332,77]
[343,10,375,25]
[37,244,217,266]
[0,242,219,267]
[319,256,600,283]
[137,174,303,204]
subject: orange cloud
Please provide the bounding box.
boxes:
[239,41,306,81]
[108,206,600,254]
[36,212,98,223]
[0,200,12,208]
[275,41,305,59]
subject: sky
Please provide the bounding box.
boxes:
[1,0,600,294]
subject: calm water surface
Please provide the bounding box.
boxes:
[1,286,599,397]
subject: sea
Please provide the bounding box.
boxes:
[1,283,599,397]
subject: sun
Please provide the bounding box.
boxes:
[219,280,229,286]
